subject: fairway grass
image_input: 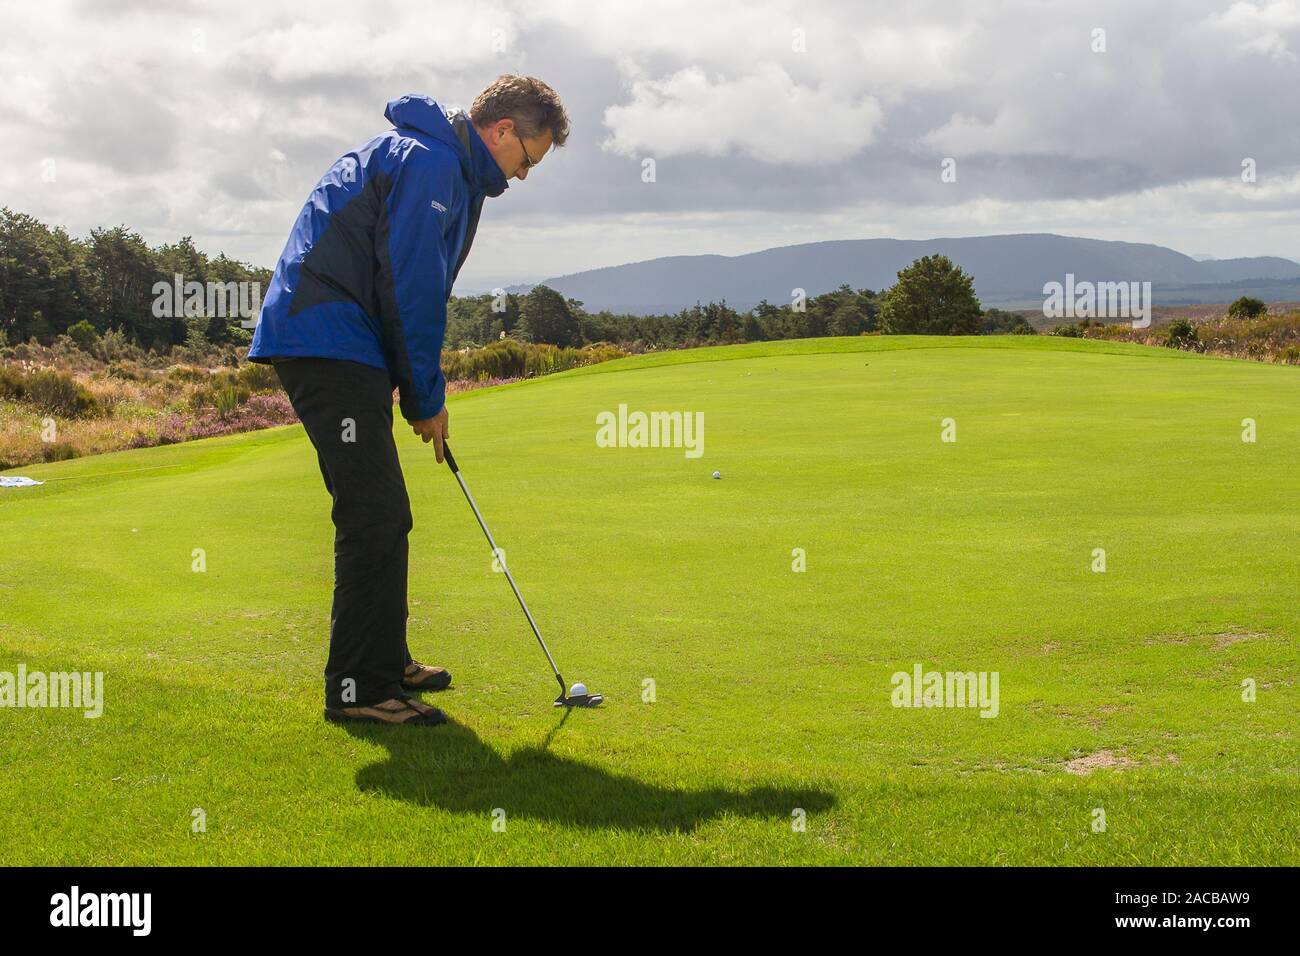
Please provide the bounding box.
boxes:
[1,335,1296,865]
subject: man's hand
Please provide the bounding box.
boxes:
[408,406,449,463]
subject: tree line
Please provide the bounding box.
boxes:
[2,209,1030,352]
[445,283,890,350]
[0,208,270,351]
[447,253,1033,349]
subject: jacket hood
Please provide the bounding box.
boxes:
[384,94,509,198]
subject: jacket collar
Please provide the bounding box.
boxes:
[383,94,509,198]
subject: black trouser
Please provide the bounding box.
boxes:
[274,357,414,709]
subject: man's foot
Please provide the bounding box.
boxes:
[403,660,453,692]
[324,697,446,726]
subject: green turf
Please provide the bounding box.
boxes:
[1,335,1296,865]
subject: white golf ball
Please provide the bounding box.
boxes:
[712,471,721,479]
[569,682,587,697]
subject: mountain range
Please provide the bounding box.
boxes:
[503,234,1300,314]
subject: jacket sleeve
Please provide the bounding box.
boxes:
[376,149,458,421]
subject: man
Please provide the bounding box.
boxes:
[248,75,569,727]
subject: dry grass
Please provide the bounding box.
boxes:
[1059,309,1300,363]
[0,349,271,469]
[1063,750,1139,775]
[0,338,624,469]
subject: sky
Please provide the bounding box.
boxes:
[3,0,1300,292]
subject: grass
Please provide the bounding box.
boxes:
[0,334,1296,865]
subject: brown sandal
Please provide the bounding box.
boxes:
[324,696,446,727]
[403,660,453,692]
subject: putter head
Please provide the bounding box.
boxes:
[554,691,604,708]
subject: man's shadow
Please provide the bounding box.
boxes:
[344,714,835,832]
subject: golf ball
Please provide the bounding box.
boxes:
[712,471,721,479]
[569,682,587,697]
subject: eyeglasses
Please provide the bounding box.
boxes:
[511,128,537,171]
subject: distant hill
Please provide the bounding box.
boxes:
[505,234,1300,314]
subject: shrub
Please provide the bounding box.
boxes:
[579,343,628,364]
[23,368,99,417]
[106,360,148,381]
[191,369,250,415]
[129,391,297,450]
[40,441,78,463]
[52,334,80,357]
[442,339,527,380]
[1227,296,1267,320]
[981,308,1038,335]
[440,339,628,383]
[96,327,133,361]
[236,361,281,392]
[0,365,25,401]
[1057,308,1300,361]
[128,413,189,448]
[1279,345,1300,365]
[1164,319,1200,350]
[212,384,245,418]
[446,375,520,396]
[524,343,564,377]
[67,320,100,352]
[166,364,210,384]
[184,322,209,352]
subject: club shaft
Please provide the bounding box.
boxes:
[449,467,565,689]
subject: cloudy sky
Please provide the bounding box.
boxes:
[3,0,1300,291]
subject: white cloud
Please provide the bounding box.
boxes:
[233,4,514,84]
[601,64,884,163]
[0,0,1298,282]
[460,168,1300,289]
[1207,0,1300,59]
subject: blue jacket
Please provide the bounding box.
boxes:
[249,95,508,420]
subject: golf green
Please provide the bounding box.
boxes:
[1,335,1296,864]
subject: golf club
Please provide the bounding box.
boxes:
[441,441,603,708]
